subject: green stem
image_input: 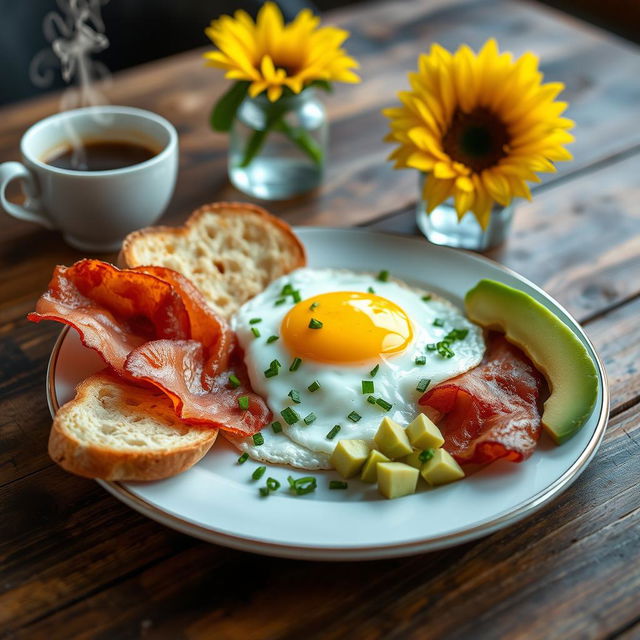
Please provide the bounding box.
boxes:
[274,119,324,166]
[239,100,324,168]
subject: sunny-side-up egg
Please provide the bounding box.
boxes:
[227,268,485,469]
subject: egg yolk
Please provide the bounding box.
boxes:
[281,291,413,364]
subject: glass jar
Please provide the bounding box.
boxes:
[415,175,515,251]
[228,89,328,200]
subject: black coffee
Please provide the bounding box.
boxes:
[44,140,158,171]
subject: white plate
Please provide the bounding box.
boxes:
[47,228,608,560]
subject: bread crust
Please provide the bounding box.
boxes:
[119,201,306,273]
[50,374,218,481]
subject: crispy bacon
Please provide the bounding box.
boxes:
[132,265,234,382]
[28,259,268,436]
[419,334,545,464]
[28,260,190,375]
[125,341,269,436]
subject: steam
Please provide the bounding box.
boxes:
[30,0,112,168]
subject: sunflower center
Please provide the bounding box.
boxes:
[275,63,299,77]
[442,108,510,172]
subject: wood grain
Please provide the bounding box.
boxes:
[1,0,640,638]
[2,278,638,637]
[4,402,638,640]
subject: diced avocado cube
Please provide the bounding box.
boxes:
[377,462,419,499]
[406,413,445,449]
[330,439,370,478]
[402,449,424,470]
[360,449,390,483]
[420,449,465,486]
[374,417,412,459]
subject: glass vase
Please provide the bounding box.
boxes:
[416,175,515,252]
[228,89,328,200]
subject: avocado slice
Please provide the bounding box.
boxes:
[464,279,598,444]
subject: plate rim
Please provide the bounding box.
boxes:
[45,227,610,560]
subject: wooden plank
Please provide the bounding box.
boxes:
[366,153,640,323]
[1,154,638,488]
[0,0,639,242]
[4,400,637,640]
[1,284,638,635]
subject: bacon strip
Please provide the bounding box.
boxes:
[28,260,190,375]
[28,259,269,436]
[125,341,269,436]
[132,265,233,382]
[419,334,545,464]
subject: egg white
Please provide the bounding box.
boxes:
[229,268,485,469]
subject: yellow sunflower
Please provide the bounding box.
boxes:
[204,2,360,102]
[383,39,574,228]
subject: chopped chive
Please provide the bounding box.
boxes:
[271,359,282,369]
[288,389,301,404]
[259,486,270,497]
[367,395,377,404]
[419,449,435,463]
[309,301,319,310]
[445,328,468,340]
[329,480,348,490]
[266,335,279,344]
[308,318,323,329]
[249,318,262,325]
[367,286,375,294]
[281,283,293,295]
[288,476,317,495]
[281,407,300,425]
[426,343,437,351]
[252,433,264,446]
[433,318,445,327]
[362,380,374,394]
[422,295,432,302]
[271,421,283,433]
[303,412,317,425]
[376,398,392,411]
[228,374,241,388]
[416,378,430,392]
[347,411,362,423]
[238,395,249,410]
[264,367,278,378]
[252,465,266,480]
[266,477,281,491]
[308,380,321,393]
[326,425,341,440]
[436,341,455,358]
[237,452,249,464]
[251,327,261,338]
[415,355,426,366]
[275,298,286,306]
[377,269,389,282]
[370,364,380,377]
[289,357,302,372]
[292,290,302,303]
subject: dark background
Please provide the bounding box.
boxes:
[1,0,638,107]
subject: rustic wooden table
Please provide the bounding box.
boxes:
[2,0,639,638]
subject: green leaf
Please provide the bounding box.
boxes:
[210,81,250,132]
[309,80,333,93]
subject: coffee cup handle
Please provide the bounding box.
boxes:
[0,161,55,230]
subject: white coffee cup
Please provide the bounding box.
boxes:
[0,105,178,252]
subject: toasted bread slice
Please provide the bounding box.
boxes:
[50,372,218,481]
[120,202,306,319]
